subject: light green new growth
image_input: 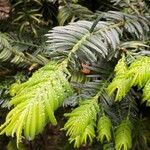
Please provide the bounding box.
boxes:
[128,57,150,88]
[63,98,100,148]
[107,55,132,101]
[97,114,112,143]
[0,61,73,147]
[107,56,150,105]
[115,119,132,150]
[142,80,150,105]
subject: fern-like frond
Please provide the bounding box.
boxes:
[0,32,49,65]
[46,11,149,67]
[63,98,99,148]
[46,20,122,65]
[132,117,150,150]
[108,56,150,104]
[119,41,149,50]
[118,41,149,62]
[111,0,148,15]
[114,54,128,76]
[97,114,112,143]
[100,11,149,40]
[57,3,95,25]
[0,32,31,65]
[0,71,27,108]
[11,0,48,36]
[0,61,73,147]
[107,55,132,101]
[127,56,150,88]
[115,119,132,150]
[0,79,12,108]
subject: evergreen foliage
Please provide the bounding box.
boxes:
[57,3,95,25]
[107,56,150,106]
[115,119,132,150]
[97,114,112,143]
[63,98,99,148]
[0,0,150,149]
[0,61,73,147]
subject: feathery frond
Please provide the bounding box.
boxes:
[118,41,149,61]
[128,56,150,88]
[46,20,121,65]
[0,32,31,65]
[97,114,112,143]
[108,56,150,105]
[107,55,132,101]
[0,0,150,149]
[101,11,149,40]
[0,32,49,65]
[46,11,149,67]
[0,60,73,147]
[63,98,99,148]
[57,3,95,25]
[111,0,148,15]
[115,119,132,150]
